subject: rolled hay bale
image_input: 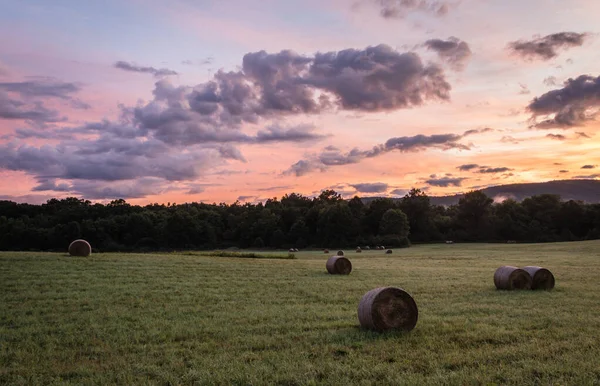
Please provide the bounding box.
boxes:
[337,250,344,256]
[365,246,371,250]
[68,239,92,257]
[289,248,295,253]
[358,287,418,332]
[356,248,362,253]
[494,266,532,290]
[324,249,329,254]
[326,256,352,275]
[386,249,393,254]
[522,266,555,290]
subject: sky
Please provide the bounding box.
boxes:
[1,0,599,205]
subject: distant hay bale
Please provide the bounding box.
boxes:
[337,250,344,256]
[365,246,371,250]
[356,247,362,253]
[522,266,555,290]
[68,239,91,257]
[358,287,418,332]
[289,248,295,253]
[494,266,532,290]
[445,240,454,244]
[326,256,352,275]
[386,249,392,254]
[324,249,329,254]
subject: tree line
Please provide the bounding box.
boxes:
[1,189,599,252]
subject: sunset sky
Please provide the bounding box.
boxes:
[1,0,599,205]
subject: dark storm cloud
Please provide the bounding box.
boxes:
[508,32,589,61]
[284,160,324,177]
[31,178,71,192]
[546,133,566,140]
[114,61,179,77]
[581,165,596,169]
[528,75,600,129]
[559,170,569,173]
[423,37,472,71]
[425,176,466,187]
[350,182,389,193]
[368,0,451,19]
[457,163,479,171]
[390,188,408,196]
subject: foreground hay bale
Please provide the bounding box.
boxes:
[386,249,392,254]
[337,250,344,256]
[68,239,92,257]
[494,266,532,290]
[326,256,352,275]
[358,287,418,332]
[522,266,555,290]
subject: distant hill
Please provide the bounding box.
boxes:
[362,179,600,206]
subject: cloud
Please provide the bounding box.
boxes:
[367,0,451,19]
[390,188,408,196]
[518,83,530,95]
[573,174,600,179]
[254,123,327,143]
[457,163,479,171]
[478,167,513,173]
[463,127,493,136]
[546,133,566,140]
[559,170,569,173]
[114,61,179,77]
[527,75,600,129]
[543,76,559,87]
[423,37,472,71]
[425,176,466,187]
[350,182,389,193]
[182,57,214,66]
[508,32,589,61]
[575,132,590,138]
[581,165,596,169]
[500,135,521,144]
[285,132,469,176]
[0,78,89,124]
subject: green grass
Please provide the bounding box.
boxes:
[179,250,296,259]
[1,241,600,385]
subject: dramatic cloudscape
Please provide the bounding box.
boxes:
[1,0,599,204]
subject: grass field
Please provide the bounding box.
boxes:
[1,241,600,385]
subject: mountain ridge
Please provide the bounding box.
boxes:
[361,179,600,206]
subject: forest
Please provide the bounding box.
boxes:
[1,189,600,252]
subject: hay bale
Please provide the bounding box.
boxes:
[356,247,362,253]
[385,249,392,254]
[289,248,295,252]
[337,250,344,256]
[326,256,352,275]
[494,266,532,290]
[358,287,418,332]
[365,246,371,250]
[68,239,92,257]
[324,249,329,254]
[522,266,555,290]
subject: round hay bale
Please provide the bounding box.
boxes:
[494,266,532,290]
[324,249,329,254]
[522,266,555,290]
[68,239,92,257]
[289,248,295,253]
[337,250,344,256]
[356,248,362,253]
[365,246,371,250]
[385,249,392,254]
[326,256,352,275]
[358,287,418,332]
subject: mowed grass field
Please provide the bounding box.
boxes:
[1,242,600,385]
